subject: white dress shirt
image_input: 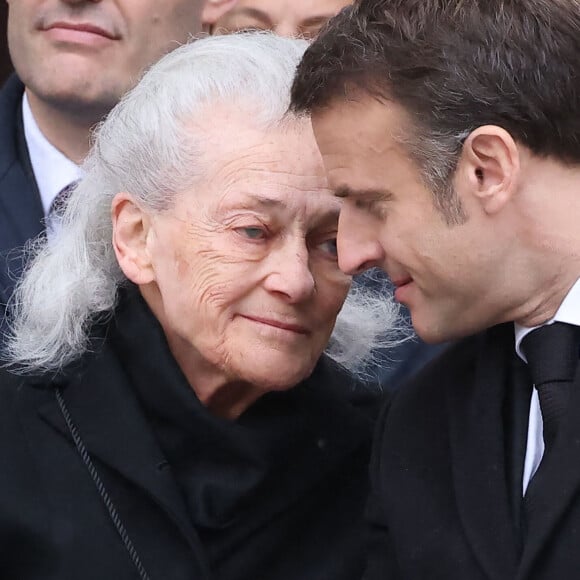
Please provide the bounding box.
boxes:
[514,277,580,495]
[21,93,83,217]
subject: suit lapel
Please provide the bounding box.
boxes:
[0,160,44,303]
[35,347,206,563]
[517,362,580,579]
[448,324,519,580]
[0,76,44,305]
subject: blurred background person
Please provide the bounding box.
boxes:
[0,0,237,332]
[0,4,10,83]
[211,0,447,389]
[211,0,350,39]
[0,34,400,580]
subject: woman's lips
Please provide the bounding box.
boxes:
[241,315,309,334]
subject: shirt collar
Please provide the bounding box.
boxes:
[22,92,83,216]
[514,277,580,362]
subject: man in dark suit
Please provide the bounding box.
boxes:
[0,0,236,327]
[291,0,580,578]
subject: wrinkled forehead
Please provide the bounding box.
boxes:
[178,109,341,222]
[193,106,327,179]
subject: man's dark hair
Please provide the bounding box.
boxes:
[291,0,580,218]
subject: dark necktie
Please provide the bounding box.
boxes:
[49,181,78,219]
[519,322,580,540]
[521,321,580,455]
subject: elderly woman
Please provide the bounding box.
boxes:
[0,34,399,580]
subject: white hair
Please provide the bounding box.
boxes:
[5,33,407,378]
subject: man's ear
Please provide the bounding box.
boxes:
[459,125,521,215]
[202,0,238,32]
[111,192,156,285]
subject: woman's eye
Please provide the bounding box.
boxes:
[318,238,338,257]
[238,227,267,240]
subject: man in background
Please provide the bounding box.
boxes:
[211,0,350,39]
[292,0,580,577]
[0,0,236,325]
[0,3,10,83]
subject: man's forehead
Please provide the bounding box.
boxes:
[313,98,409,163]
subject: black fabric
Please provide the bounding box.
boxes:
[0,75,44,334]
[521,322,580,452]
[111,286,378,573]
[365,323,580,580]
[0,286,383,579]
[503,354,533,555]
[520,322,580,542]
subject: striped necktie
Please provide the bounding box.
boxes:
[49,181,78,220]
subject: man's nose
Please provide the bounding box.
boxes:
[337,210,385,275]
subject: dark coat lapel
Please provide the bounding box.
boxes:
[447,324,519,580]
[35,346,207,568]
[517,361,580,579]
[0,75,44,305]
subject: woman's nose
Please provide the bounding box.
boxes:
[263,247,315,303]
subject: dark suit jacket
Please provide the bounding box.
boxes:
[0,292,381,579]
[0,75,43,325]
[366,322,580,580]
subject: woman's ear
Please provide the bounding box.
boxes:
[202,0,239,33]
[111,192,156,285]
[458,125,521,215]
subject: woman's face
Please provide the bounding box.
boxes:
[138,118,350,392]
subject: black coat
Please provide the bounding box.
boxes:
[0,290,383,580]
[365,322,580,580]
[0,75,44,324]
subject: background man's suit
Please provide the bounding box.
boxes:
[0,75,43,321]
[366,322,580,580]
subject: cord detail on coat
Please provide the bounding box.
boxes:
[55,387,152,580]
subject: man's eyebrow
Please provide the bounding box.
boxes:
[334,186,393,201]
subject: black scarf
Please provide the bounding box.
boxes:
[108,286,377,545]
